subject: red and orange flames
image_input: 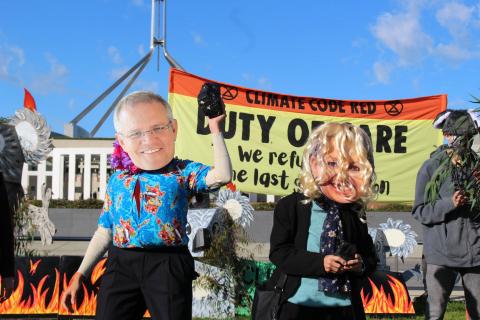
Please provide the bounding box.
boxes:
[2,259,415,317]
[0,261,59,314]
[361,274,415,314]
[0,258,150,317]
[58,258,106,316]
[29,259,41,275]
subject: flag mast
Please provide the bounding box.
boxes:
[66,0,184,137]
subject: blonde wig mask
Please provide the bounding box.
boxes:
[299,122,375,203]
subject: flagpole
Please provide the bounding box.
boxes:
[150,0,155,50]
[154,0,184,71]
[67,0,184,137]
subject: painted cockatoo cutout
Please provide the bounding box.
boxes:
[0,89,55,245]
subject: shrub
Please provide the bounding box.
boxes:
[29,199,104,209]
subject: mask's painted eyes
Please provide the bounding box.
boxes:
[348,164,361,172]
[327,161,337,168]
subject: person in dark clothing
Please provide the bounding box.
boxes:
[412,109,480,320]
[268,122,377,320]
[0,172,15,302]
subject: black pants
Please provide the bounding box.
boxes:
[96,245,195,320]
[279,302,354,320]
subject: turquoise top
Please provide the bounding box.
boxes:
[288,201,351,307]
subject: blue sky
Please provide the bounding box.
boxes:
[2,0,480,137]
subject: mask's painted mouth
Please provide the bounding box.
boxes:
[322,179,356,197]
[141,148,161,154]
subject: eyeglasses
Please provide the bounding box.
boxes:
[121,121,172,140]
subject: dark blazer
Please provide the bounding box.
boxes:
[267,192,377,320]
[0,172,15,278]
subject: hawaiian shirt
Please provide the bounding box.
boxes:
[98,158,211,248]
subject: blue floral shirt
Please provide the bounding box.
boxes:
[98,158,211,248]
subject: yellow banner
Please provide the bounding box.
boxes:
[169,69,447,201]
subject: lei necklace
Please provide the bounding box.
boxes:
[110,140,140,174]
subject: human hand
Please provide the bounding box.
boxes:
[0,276,15,302]
[61,272,84,313]
[345,254,363,274]
[208,114,226,134]
[452,190,467,207]
[324,255,347,274]
[473,169,480,182]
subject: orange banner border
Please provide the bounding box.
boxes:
[169,68,447,121]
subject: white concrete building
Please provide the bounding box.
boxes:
[21,135,287,203]
[22,136,114,201]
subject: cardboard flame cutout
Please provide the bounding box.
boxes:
[361,272,415,314]
[1,258,416,318]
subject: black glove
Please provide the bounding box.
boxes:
[197,82,225,118]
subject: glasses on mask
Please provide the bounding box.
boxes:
[121,121,172,141]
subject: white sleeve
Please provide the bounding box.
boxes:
[205,132,232,187]
[77,226,112,277]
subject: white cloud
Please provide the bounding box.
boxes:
[131,0,144,7]
[240,72,271,89]
[8,46,25,66]
[411,77,421,91]
[436,43,473,61]
[351,38,367,48]
[258,76,269,86]
[108,46,123,64]
[68,98,76,111]
[436,2,473,36]
[138,44,146,56]
[373,62,393,84]
[45,53,67,77]
[433,2,480,63]
[371,9,433,65]
[191,32,206,46]
[134,80,159,93]
[30,53,69,94]
[0,42,25,84]
[242,73,251,81]
[369,1,480,82]
[109,66,129,80]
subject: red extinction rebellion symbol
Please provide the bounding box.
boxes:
[221,85,238,100]
[384,100,403,116]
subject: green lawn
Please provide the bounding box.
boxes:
[193,300,468,320]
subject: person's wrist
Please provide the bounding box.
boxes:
[73,272,84,281]
[208,123,221,134]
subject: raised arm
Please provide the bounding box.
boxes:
[205,115,232,187]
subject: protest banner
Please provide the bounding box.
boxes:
[169,69,447,201]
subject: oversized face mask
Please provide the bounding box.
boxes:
[310,145,366,204]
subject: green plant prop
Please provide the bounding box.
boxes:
[425,108,480,216]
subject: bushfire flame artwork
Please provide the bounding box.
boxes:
[360,271,415,314]
[0,258,414,318]
[0,257,60,317]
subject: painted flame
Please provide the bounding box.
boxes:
[361,274,415,314]
[90,258,106,285]
[29,259,41,275]
[0,269,60,314]
[58,258,150,317]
